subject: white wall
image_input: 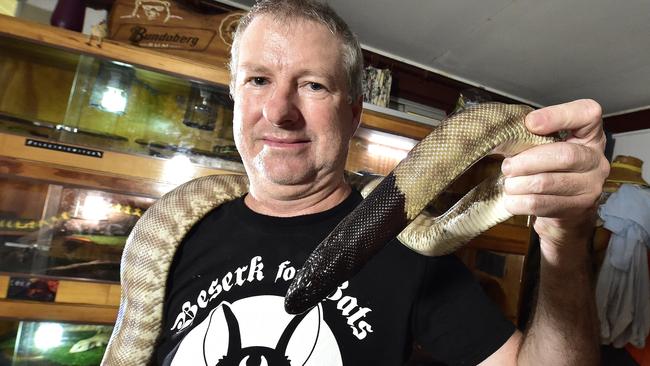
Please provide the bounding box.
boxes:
[612,128,650,182]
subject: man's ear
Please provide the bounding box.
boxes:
[350,95,363,135]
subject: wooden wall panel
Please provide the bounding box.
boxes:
[604,108,650,133]
[0,178,49,219]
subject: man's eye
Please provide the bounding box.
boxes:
[308,82,325,91]
[250,77,268,86]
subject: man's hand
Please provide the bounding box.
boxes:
[501,99,610,261]
[491,99,607,365]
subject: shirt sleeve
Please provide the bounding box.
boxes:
[412,254,516,365]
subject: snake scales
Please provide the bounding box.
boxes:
[101,103,556,365]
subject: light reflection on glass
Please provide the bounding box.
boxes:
[33,323,64,350]
[73,194,111,221]
[162,154,195,185]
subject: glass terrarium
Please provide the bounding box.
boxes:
[0,174,155,283]
[0,34,242,173]
[0,320,112,365]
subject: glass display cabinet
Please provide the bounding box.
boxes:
[0,174,156,283]
[0,319,112,365]
[0,12,253,337]
[0,30,242,174]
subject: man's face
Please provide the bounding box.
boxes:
[232,16,361,188]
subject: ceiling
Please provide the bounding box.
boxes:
[225,0,650,118]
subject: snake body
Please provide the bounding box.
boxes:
[101,103,556,364]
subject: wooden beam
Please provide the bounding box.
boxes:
[361,108,433,140]
[0,300,117,324]
[604,108,650,133]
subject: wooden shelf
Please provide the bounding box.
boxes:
[0,274,119,324]
[0,300,118,324]
[0,156,174,198]
[0,14,230,87]
[361,107,434,140]
[363,102,441,128]
[0,132,237,190]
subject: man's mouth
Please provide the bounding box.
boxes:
[262,136,311,148]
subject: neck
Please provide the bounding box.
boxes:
[244,173,351,217]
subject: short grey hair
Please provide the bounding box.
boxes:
[228,0,364,102]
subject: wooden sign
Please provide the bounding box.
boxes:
[108,0,245,68]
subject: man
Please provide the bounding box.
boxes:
[154,1,608,364]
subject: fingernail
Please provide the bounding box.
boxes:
[502,158,511,175]
[525,111,542,131]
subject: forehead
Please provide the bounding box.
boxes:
[237,15,345,75]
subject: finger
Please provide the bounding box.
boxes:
[502,142,601,177]
[525,99,604,147]
[503,172,592,196]
[504,193,600,218]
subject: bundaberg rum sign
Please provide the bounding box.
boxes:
[109,0,244,66]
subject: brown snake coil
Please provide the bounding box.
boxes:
[101,103,556,365]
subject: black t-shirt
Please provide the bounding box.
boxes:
[155,191,514,365]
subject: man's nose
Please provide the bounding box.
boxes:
[262,84,300,127]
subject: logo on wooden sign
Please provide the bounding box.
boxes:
[118,24,215,51]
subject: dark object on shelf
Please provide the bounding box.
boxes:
[212,144,241,162]
[183,83,218,131]
[0,111,57,130]
[451,88,494,116]
[84,0,115,10]
[134,139,190,154]
[363,66,392,108]
[134,138,240,161]
[51,0,87,32]
[183,83,233,131]
[74,129,129,142]
[46,260,120,282]
[179,0,235,14]
[7,277,58,302]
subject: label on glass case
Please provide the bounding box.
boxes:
[25,139,104,158]
[7,277,59,302]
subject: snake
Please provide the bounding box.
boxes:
[101,103,557,365]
